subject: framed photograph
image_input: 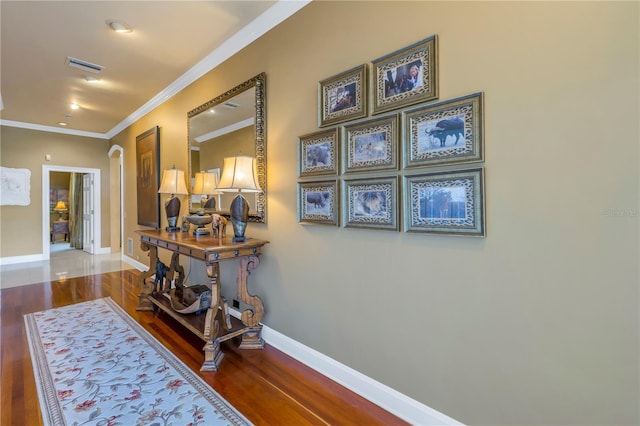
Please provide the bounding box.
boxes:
[371,35,438,115]
[342,114,398,174]
[342,176,398,231]
[136,126,161,228]
[403,92,484,168]
[298,128,339,177]
[298,180,339,226]
[318,64,367,127]
[403,168,485,236]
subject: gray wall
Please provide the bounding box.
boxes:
[0,126,110,257]
[111,2,638,425]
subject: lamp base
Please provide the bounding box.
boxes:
[165,197,181,232]
[229,193,249,243]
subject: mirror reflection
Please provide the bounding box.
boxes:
[188,73,266,223]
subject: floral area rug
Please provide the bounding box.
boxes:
[24,297,252,426]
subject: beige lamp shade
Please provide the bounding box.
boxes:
[217,155,262,193]
[158,167,189,195]
[54,200,67,211]
[192,171,220,195]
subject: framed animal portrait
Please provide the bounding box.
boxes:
[297,180,339,226]
[403,168,485,236]
[318,64,368,127]
[403,92,484,168]
[298,129,339,177]
[371,35,438,115]
[342,114,399,174]
[342,176,398,231]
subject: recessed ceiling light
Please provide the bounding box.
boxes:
[58,122,68,126]
[106,19,132,33]
[84,75,100,83]
[70,103,79,110]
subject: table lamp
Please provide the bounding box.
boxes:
[192,171,220,211]
[54,200,67,220]
[217,155,262,242]
[158,166,189,232]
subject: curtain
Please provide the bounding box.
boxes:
[69,173,84,248]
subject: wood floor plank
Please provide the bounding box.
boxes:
[1,269,409,425]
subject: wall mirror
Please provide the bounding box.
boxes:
[188,73,266,223]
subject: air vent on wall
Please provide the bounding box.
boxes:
[66,56,104,74]
[223,102,240,109]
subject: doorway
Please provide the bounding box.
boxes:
[42,165,101,261]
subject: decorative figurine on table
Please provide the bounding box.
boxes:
[211,214,227,239]
[181,217,190,232]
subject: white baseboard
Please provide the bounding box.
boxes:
[122,254,149,271]
[0,253,45,265]
[226,307,462,426]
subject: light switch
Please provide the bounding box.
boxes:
[45,154,51,161]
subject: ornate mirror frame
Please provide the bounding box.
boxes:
[187,73,266,223]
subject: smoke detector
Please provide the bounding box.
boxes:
[66,56,104,74]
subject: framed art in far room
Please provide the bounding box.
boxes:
[297,180,339,226]
[371,35,438,115]
[342,176,398,231]
[403,168,485,236]
[298,128,339,177]
[342,114,398,174]
[403,92,484,168]
[318,64,368,127]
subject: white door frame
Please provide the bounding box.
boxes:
[42,165,102,260]
[108,145,124,256]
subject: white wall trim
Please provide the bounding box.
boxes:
[0,253,44,266]
[226,308,463,426]
[108,145,124,257]
[104,0,310,139]
[122,254,148,272]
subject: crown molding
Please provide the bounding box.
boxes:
[1,1,310,140]
[104,0,310,139]
[0,119,108,139]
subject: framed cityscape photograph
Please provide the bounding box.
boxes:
[319,64,368,127]
[342,176,398,231]
[403,92,484,168]
[403,168,485,236]
[298,128,339,177]
[342,114,398,174]
[298,180,339,226]
[371,35,438,115]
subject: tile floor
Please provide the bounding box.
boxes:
[0,244,133,289]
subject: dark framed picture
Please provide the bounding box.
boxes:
[136,126,160,228]
[403,168,485,236]
[298,128,339,177]
[298,180,339,226]
[342,176,398,231]
[403,92,484,168]
[318,64,368,127]
[371,35,438,115]
[342,114,398,174]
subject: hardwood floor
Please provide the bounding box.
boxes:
[0,269,408,425]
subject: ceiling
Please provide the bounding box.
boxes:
[0,1,307,139]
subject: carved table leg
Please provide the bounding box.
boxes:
[136,243,158,311]
[237,255,265,349]
[201,262,223,371]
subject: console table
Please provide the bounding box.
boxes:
[135,229,269,371]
